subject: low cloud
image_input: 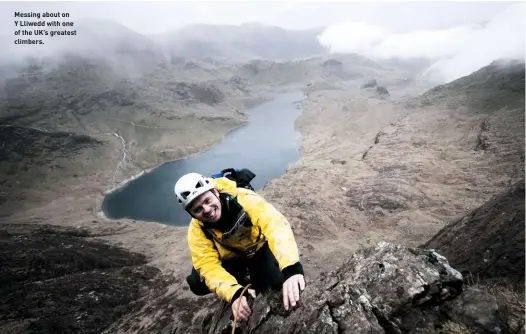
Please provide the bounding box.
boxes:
[318,3,525,82]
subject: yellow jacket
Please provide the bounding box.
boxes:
[187,177,301,302]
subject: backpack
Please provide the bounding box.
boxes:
[211,168,256,191]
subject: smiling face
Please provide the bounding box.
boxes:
[188,189,222,223]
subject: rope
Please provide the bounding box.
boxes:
[232,283,252,334]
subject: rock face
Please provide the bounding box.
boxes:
[424,180,525,285]
[202,243,503,334]
[323,59,343,67]
[376,86,390,97]
[361,79,378,88]
[424,180,525,333]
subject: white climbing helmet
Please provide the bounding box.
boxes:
[174,173,215,209]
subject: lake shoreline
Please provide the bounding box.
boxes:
[101,91,305,225]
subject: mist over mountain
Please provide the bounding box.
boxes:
[150,22,327,64]
[318,2,525,83]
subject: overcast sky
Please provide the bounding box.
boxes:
[0,1,517,35]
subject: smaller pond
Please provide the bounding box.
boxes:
[102,91,305,226]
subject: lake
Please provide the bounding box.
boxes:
[102,91,305,226]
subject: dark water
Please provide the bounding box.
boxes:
[102,91,305,226]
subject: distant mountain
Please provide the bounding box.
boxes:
[0,53,250,135]
[416,59,524,183]
[54,18,173,77]
[152,23,327,64]
[421,60,525,111]
[0,19,169,79]
[233,53,401,86]
[426,60,525,94]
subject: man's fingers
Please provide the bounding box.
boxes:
[241,298,251,314]
[235,306,244,321]
[283,284,289,311]
[293,279,300,302]
[288,281,296,308]
[241,297,251,319]
[282,275,307,311]
[232,301,242,319]
[239,308,248,321]
[299,275,306,291]
[232,297,252,322]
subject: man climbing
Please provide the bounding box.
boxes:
[175,172,305,321]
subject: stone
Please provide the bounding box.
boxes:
[201,242,504,334]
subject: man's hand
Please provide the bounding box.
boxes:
[283,274,306,311]
[232,289,256,322]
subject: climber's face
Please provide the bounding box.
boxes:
[188,189,222,223]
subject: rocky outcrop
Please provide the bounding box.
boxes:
[323,59,343,67]
[361,79,378,88]
[376,86,390,97]
[423,180,525,333]
[424,180,525,285]
[165,81,225,105]
[0,231,515,334]
[201,243,504,334]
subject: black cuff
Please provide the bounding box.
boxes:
[231,287,244,302]
[282,262,304,281]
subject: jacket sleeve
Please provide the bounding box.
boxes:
[188,221,243,302]
[240,192,302,277]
